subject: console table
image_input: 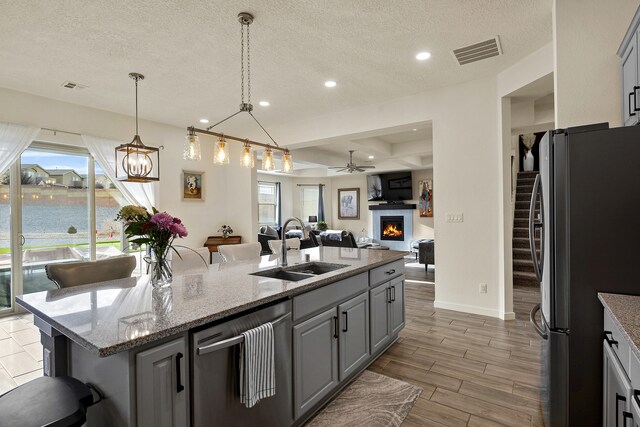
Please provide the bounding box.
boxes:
[203,236,242,263]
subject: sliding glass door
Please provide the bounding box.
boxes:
[0,143,126,314]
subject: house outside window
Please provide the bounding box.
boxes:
[300,186,319,221]
[258,181,278,226]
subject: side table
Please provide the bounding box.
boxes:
[204,236,242,263]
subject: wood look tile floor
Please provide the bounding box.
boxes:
[369,263,542,427]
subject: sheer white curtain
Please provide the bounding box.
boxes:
[0,122,41,174]
[82,135,155,211]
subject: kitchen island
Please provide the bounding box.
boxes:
[17,246,407,427]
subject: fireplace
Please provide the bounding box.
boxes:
[380,216,404,241]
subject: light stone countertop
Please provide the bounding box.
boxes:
[16,247,406,357]
[598,292,640,360]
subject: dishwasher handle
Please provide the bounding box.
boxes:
[196,312,290,356]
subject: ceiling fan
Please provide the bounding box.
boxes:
[328,150,375,173]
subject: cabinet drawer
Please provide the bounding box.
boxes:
[293,272,368,322]
[369,260,404,287]
[605,310,631,373]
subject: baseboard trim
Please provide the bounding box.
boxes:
[500,311,516,320]
[433,300,501,319]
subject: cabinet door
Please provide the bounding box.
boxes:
[136,337,189,427]
[390,277,405,336]
[622,33,638,126]
[293,307,339,419]
[370,283,391,354]
[603,342,632,427]
[338,292,369,380]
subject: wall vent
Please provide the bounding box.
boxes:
[61,81,88,90]
[453,36,502,65]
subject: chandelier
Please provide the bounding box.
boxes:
[183,12,292,173]
[115,73,160,182]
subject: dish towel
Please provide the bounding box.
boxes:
[239,322,275,408]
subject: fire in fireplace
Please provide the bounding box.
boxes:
[380,216,404,241]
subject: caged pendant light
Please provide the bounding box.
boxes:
[183,12,292,173]
[115,73,160,182]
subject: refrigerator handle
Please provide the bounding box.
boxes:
[529,303,548,339]
[528,174,545,283]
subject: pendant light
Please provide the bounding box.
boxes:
[262,147,275,171]
[183,127,201,161]
[115,73,160,182]
[240,141,255,168]
[282,150,293,173]
[182,12,293,173]
[213,136,230,165]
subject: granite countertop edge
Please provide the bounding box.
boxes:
[598,292,640,361]
[17,252,407,357]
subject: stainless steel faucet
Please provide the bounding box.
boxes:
[280,217,307,267]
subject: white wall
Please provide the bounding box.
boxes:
[554,0,639,128]
[0,86,255,248]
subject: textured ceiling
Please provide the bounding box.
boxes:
[0,0,552,141]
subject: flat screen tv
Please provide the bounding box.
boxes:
[367,171,413,201]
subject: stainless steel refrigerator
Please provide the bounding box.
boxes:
[528,123,640,426]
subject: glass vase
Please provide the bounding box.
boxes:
[148,247,173,288]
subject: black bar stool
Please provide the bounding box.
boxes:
[0,376,101,427]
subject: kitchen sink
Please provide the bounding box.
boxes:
[250,269,314,282]
[250,262,349,282]
[285,262,349,275]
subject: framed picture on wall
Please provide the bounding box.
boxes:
[419,179,433,217]
[182,170,205,201]
[338,188,360,220]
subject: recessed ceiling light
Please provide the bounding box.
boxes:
[259,101,270,107]
[412,128,417,131]
[368,155,375,159]
[199,118,209,124]
[416,52,431,61]
[324,81,337,88]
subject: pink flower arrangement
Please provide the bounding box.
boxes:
[116,206,188,255]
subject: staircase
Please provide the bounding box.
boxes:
[513,171,540,287]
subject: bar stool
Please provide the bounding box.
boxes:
[0,376,102,427]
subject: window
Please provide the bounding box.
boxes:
[300,186,319,221]
[258,181,278,226]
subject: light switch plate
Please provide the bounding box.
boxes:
[446,213,464,223]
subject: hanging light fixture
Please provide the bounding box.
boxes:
[183,127,201,161]
[115,73,160,182]
[240,141,255,168]
[262,147,275,171]
[213,136,230,165]
[183,12,292,173]
[282,150,293,173]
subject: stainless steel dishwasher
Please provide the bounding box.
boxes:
[191,300,292,426]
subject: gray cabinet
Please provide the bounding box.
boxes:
[338,292,369,380]
[622,33,639,126]
[603,341,632,427]
[390,277,405,336]
[370,277,405,354]
[370,283,391,354]
[293,307,339,420]
[136,337,189,427]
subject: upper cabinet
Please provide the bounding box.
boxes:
[618,7,640,126]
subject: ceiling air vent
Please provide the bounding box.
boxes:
[61,81,88,90]
[453,36,502,65]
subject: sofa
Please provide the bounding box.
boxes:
[258,225,319,255]
[418,240,435,271]
[320,231,358,248]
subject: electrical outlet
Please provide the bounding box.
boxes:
[479,283,487,294]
